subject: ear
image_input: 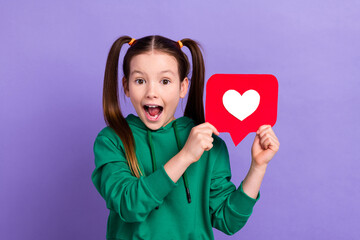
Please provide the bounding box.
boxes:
[122,77,130,97]
[180,77,189,98]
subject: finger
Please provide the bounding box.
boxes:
[263,131,280,148]
[192,124,212,136]
[252,133,261,148]
[257,125,271,134]
[266,137,279,151]
[200,134,214,143]
[256,124,271,134]
[259,127,278,143]
[202,122,220,136]
[201,134,215,150]
[204,142,214,151]
[259,128,276,140]
[197,127,213,137]
[202,122,219,136]
[260,137,272,150]
[260,135,279,151]
[259,126,271,137]
[260,129,279,146]
[197,126,214,137]
[259,132,277,146]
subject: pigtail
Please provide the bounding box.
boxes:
[181,39,205,125]
[103,36,143,178]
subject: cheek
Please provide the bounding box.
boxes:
[164,90,180,106]
[164,86,180,98]
[128,87,142,104]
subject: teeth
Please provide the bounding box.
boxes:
[145,105,162,109]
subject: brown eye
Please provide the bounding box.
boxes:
[135,79,145,84]
[161,79,170,85]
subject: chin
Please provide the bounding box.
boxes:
[138,114,161,130]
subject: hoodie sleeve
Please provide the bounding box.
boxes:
[91,133,178,223]
[209,137,260,235]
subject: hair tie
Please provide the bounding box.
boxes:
[128,38,136,46]
[177,40,183,49]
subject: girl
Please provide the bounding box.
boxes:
[92,35,280,240]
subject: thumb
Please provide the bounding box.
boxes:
[252,133,260,146]
[252,133,261,154]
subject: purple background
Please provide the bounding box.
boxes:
[1,0,359,239]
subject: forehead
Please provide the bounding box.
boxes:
[130,51,179,75]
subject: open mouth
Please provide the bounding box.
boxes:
[143,105,163,121]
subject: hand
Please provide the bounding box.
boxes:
[181,122,219,164]
[251,125,280,168]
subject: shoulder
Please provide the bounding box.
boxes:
[171,116,196,139]
[97,126,117,138]
[208,135,231,174]
[211,134,229,157]
[213,134,227,146]
[174,116,195,128]
[94,126,124,150]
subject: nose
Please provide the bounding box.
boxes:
[145,81,158,99]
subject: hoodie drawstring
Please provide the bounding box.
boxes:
[173,121,191,204]
[146,122,191,206]
[147,130,157,173]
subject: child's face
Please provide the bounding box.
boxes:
[124,51,188,130]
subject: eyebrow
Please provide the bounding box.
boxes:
[160,70,176,75]
[130,70,144,76]
[130,70,176,76]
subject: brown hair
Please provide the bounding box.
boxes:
[102,35,205,177]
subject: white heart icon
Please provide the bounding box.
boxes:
[222,89,260,121]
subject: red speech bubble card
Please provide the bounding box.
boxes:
[205,74,278,146]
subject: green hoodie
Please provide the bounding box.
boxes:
[92,114,260,240]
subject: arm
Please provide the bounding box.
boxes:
[163,150,192,183]
[241,164,267,199]
[164,122,219,183]
[209,138,260,235]
[92,122,219,223]
[210,125,280,234]
[91,134,178,223]
[242,125,280,198]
